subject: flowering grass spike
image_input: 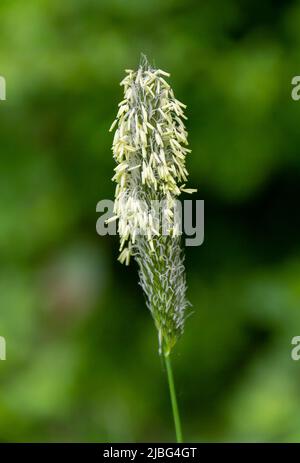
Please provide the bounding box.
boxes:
[108,56,196,442]
[109,56,195,359]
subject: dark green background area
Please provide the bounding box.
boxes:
[0,0,300,442]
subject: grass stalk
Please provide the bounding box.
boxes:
[164,354,183,443]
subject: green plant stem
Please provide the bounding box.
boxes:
[164,354,183,443]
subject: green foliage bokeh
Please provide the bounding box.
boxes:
[1,0,300,442]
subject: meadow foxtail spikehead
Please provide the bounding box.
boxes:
[108,55,196,356]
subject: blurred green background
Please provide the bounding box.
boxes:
[1,0,300,442]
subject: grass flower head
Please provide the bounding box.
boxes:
[109,56,195,357]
